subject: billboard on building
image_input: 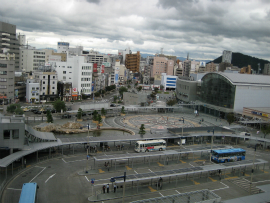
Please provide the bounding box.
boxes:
[72,87,78,96]
[93,63,98,73]
[102,62,111,67]
[101,65,105,73]
[92,82,95,91]
[115,74,119,83]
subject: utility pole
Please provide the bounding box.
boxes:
[207,128,215,162]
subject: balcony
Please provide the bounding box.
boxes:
[1,33,10,37]
[1,43,10,46]
[2,38,10,41]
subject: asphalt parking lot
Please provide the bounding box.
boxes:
[1,143,270,203]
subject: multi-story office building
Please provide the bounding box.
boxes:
[151,57,174,77]
[239,65,252,74]
[183,60,191,77]
[125,51,140,73]
[161,73,177,90]
[20,48,48,71]
[26,79,40,103]
[83,50,111,67]
[263,63,270,75]
[0,21,20,69]
[0,54,15,103]
[118,48,131,64]
[33,70,58,101]
[205,62,218,72]
[222,50,232,64]
[51,55,93,97]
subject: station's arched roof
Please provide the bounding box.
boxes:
[202,72,270,86]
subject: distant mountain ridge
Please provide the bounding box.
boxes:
[140,53,211,63]
[210,52,270,72]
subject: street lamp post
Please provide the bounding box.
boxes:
[207,128,215,162]
[86,123,90,173]
[249,146,256,194]
[178,117,184,151]
[110,171,126,203]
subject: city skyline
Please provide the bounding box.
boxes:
[0,0,270,60]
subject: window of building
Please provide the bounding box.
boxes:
[43,81,45,84]
[63,71,66,74]
[12,130,19,139]
[32,93,35,96]
[3,130,10,139]
[43,87,45,89]
[52,81,55,84]
[63,76,66,80]
[53,76,55,79]
[32,87,35,90]
[43,76,45,79]
[36,87,39,90]
[52,87,55,89]
[52,92,55,95]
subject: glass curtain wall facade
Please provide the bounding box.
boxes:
[200,73,236,109]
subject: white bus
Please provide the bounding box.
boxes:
[134,140,166,152]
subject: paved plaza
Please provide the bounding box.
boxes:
[1,110,270,203]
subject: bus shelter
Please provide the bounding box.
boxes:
[93,145,232,170]
[94,159,267,196]
[131,189,221,203]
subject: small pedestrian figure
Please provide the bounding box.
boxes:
[107,184,109,193]
[103,185,106,193]
[104,162,107,168]
[114,184,117,193]
[24,159,26,168]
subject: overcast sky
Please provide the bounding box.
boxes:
[1,0,270,60]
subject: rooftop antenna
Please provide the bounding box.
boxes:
[187,53,189,60]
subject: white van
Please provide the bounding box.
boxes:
[240,132,250,140]
[240,132,250,136]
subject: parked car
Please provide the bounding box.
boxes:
[62,114,71,119]
[88,111,94,116]
[75,112,86,117]
[110,104,116,107]
[34,111,42,114]
[23,108,30,112]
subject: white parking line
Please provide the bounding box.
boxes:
[7,188,21,191]
[29,167,46,183]
[211,182,229,192]
[134,170,138,174]
[159,192,164,197]
[148,169,153,172]
[45,173,56,183]
[189,163,194,167]
[62,158,67,163]
[175,190,180,194]
[85,176,89,182]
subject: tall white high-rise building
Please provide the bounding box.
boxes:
[222,50,232,64]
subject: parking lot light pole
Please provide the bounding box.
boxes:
[207,128,215,162]
[249,146,256,194]
[179,117,184,150]
[86,123,90,173]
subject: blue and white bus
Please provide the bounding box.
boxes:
[211,148,246,163]
[19,182,38,203]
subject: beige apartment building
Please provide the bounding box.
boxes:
[151,57,174,77]
[205,62,218,72]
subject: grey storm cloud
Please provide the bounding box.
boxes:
[0,0,269,60]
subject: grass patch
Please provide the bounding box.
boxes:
[164,92,170,94]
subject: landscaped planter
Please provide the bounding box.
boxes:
[121,113,126,116]
[101,116,106,119]
[77,119,83,122]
